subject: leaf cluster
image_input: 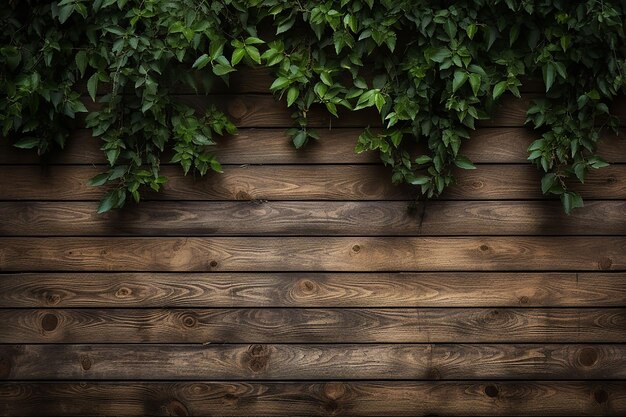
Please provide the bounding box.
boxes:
[2,0,625,213]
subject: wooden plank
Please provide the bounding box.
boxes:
[0,381,624,416]
[1,165,625,201]
[0,308,624,343]
[90,94,623,128]
[1,237,624,272]
[2,344,625,380]
[0,201,624,236]
[2,128,625,165]
[1,272,624,308]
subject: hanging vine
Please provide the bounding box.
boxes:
[1,0,624,213]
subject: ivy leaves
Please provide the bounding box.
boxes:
[2,0,625,214]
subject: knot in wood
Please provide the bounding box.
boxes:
[162,399,189,416]
[181,313,197,328]
[80,355,92,371]
[484,384,499,398]
[519,296,530,305]
[479,244,489,252]
[323,382,346,400]
[298,279,316,294]
[235,191,251,200]
[45,293,61,305]
[594,389,608,404]
[209,260,218,268]
[352,244,361,253]
[41,313,58,332]
[578,347,598,367]
[115,287,131,298]
[245,344,270,373]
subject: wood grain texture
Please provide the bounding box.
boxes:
[1,200,624,236]
[0,308,624,343]
[1,165,625,201]
[1,237,624,272]
[2,128,625,165]
[0,381,624,416]
[1,272,624,308]
[80,94,626,128]
[2,344,625,380]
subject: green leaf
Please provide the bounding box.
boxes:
[561,192,583,215]
[213,63,236,76]
[87,73,98,101]
[231,48,245,66]
[244,46,261,64]
[541,173,556,194]
[468,73,481,96]
[543,63,555,92]
[89,172,109,187]
[192,54,210,69]
[13,137,40,149]
[492,81,507,99]
[286,86,299,107]
[75,50,88,77]
[452,71,469,93]
[270,77,289,92]
[454,155,476,170]
[292,130,307,149]
[408,175,430,185]
[97,190,118,214]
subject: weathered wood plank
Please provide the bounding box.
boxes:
[0,201,624,236]
[1,272,624,308]
[2,344,625,380]
[0,381,623,416]
[79,94,625,128]
[0,308,624,343]
[0,237,624,272]
[2,128,625,165]
[1,165,624,201]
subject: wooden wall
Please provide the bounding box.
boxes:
[0,69,625,416]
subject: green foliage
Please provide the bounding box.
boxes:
[2,0,625,213]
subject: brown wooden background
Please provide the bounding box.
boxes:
[0,69,625,416]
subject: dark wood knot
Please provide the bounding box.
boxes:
[352,244,361,253]
[479,244,489,252]
[245,344,270,373]
[181,314,197,328]
[162,399,189,416]
[45,293,61,305]
[594,389,608,404]
[519,296,530,305]
[578,347,598,367]
[41,313,58,332]
[484,384,499,398]
[80,355,92,371]
[209,260,218,268]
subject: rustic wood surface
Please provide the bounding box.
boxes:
[1,74,624,416]
[1,164,624,201]
[1,272,624,308]
[0,381,624,416]
[2,128,625,165]
[1,236,624,271]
